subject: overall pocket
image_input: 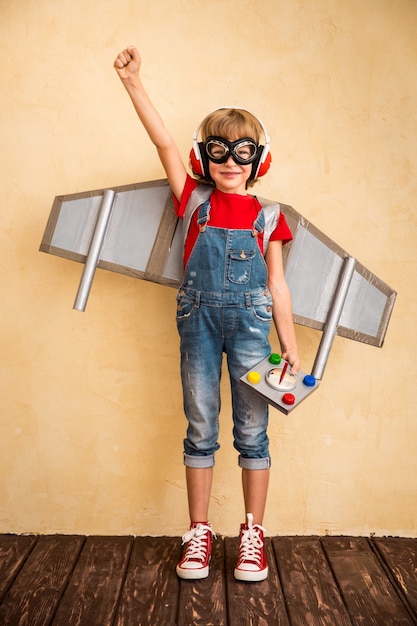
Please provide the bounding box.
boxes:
[176,290,196,321]
[252,290,273,322]
[227,249,256,284]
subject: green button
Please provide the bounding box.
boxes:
[269,353,282,364]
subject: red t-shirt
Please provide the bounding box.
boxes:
[174,175,293,267]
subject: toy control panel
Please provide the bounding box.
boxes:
[240,353,320,415]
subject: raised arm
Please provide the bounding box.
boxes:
[114,46,187,201]
[265,240,300,374]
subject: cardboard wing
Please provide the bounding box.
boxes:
[40,179,396,379]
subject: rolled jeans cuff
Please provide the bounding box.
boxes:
[238,455,271,470]
[183,453,215,468]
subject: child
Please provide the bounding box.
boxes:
[114,46,300,582]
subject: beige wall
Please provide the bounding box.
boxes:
[1,0,416,537]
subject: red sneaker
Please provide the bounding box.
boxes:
[176,522,215,580]
[234,513,268,582]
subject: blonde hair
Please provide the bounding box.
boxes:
[200,108,263,144]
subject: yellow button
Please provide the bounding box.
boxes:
[247,371,261,384]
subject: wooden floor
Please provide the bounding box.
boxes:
[0,534,416,625]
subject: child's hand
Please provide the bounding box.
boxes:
[114,46,141,81]
[282,350,300,375]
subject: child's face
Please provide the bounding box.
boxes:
[206,136,254,195]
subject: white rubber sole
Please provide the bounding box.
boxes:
[234,566,268,582]
[176,564,209,580]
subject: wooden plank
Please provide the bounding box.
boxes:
[224,536,290,626]
[373,537,417,620]
[177,536,227,626]
[0,535,84,626]
[0,534,38,601]
[321,537,415,625]
[2,534,416,626]
[113,536,180,626]
[273,536,352,625]
[52,535,132,626]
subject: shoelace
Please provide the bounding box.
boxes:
[238,514,267,566]
[181,523,216,562]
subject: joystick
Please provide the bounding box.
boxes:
[240,354,320,414]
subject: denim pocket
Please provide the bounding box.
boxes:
[252,291,273,322]
[176,290,196,321]
[227,249,256,284]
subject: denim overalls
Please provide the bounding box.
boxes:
[176,198,274,470]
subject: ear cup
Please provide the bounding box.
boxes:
[250,147,272,179]
[190,142,210,179]
[256,150,272,178]
[189,147,203,176]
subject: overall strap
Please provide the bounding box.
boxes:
[196,199,211,232]
[182,185,213,250]
[252,209,265,238]
[256,196,281,253]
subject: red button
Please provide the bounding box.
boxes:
[282,393,295,405]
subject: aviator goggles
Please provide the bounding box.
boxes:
[204,136,260,166]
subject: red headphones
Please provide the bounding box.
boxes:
[189,107,272,181]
